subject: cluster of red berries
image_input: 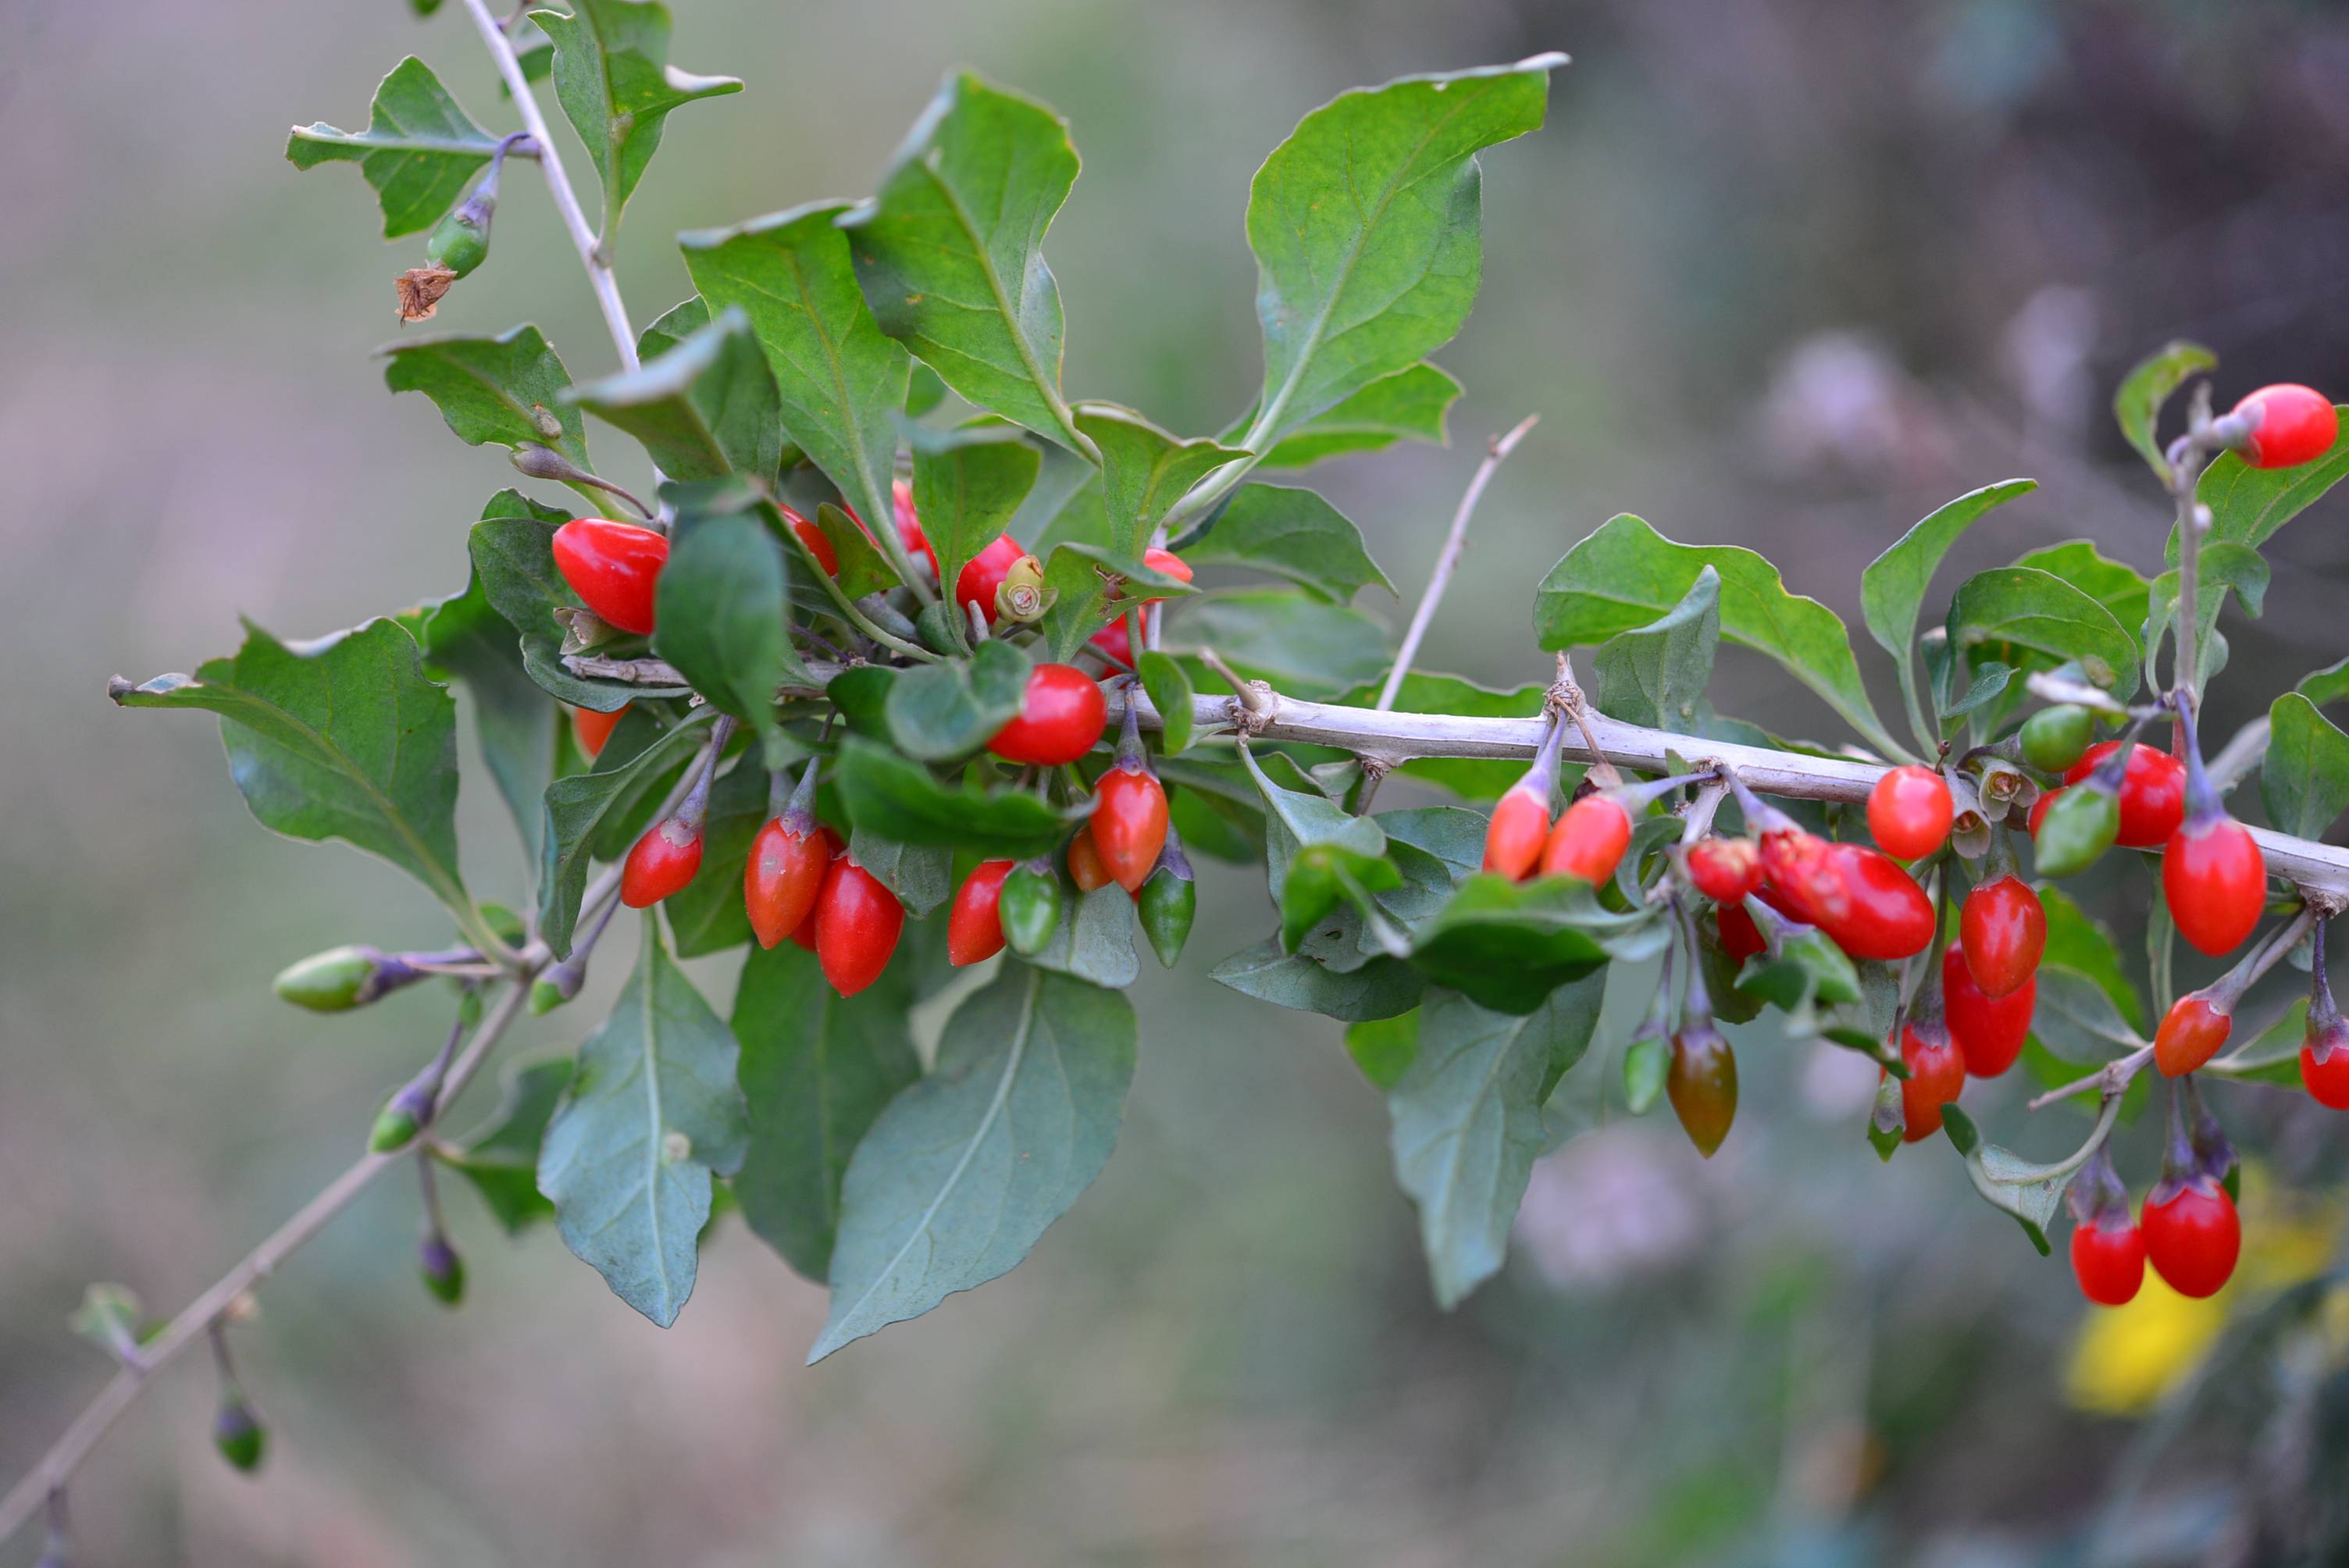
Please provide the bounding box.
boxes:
[2070,1177,2241,1306]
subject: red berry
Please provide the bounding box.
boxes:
[551,519,668,636]
[1943,946,2033,1078]
[813,857,904,997]
[1067,827,1114,893]
[1540,795,1634,884]
[2229,383,2337,469]
[2141,1181,2240,1299]
[2162,815,2265,957]
[1093,768,1170,894]
[571,704,626,759]
[1897,1018,1966,1142]
[1867,765,1954,861]
[948,860,1016,967]
[620,816,703,908]
[1482,785,1551,881]
[2064,743,2185,847]
[1089,618,1134,668]
[744,819,830,950]
[2154,992,2233,1078]
[1686,836,1762,903]
[781,504,838,576]
[989,664,1107,767]
[1139,547,1192,604]
[2028,787,2060,838]
[2301,1020,2349,1108]
[786,908,820,952]
[2070,1215,2147,1307]
[1717,903,1766,966]
[1759,826,1850,928]
[1821,844,1936,961]
[1959,875,2045,998]
[955,533,1027,626]
[892,479,939,580]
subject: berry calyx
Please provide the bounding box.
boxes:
[2070,1216,2147,1307]
[1896,1017,1966,1142]
[2154,992,2233,1077]
[2224,383,2337,469]
[989,664,1108,766]
[571,704,627,758]
[1959,873,2045,998]
[1866,764,1953,861]
[2141,1181,2240,1299]
[1484,715,1567,880]
[551,519,668,636]
[1686,836,1762,903]
[2064,741,2185,848]
[1942,945,2033,1078]
[2020,704,2095,774]
[955,533,1029,626]
[948,860,1017,967]
[621,816,704,907]
[2162,814,2265,957]
[1067,827,1114,894]
[1820,844,1935,961]
[813,857,904,997]
[1665,1021,1738,1158]
[1539,794,1633,884]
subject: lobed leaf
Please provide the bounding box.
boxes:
[380,324,593,477]
[532,0,740,226]
[569,302,782,483]
[287,58,506,238]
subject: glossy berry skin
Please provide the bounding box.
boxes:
[2300,1020,2349,1108]
[782,505,838,576]
[2020,704,2095,774]
[571,704,626,759]
[989,664,1107,766]
[2154,993,2233,1078]
[1067,828,1114,893]
[2162,815,2266,957]
[2065,743,2186,848]
[1943,946,2034,1078]
[1758,828,1849,928]
[1687,837,1762,903]
[1539,795,1633,884]
[621,817,703,908]
[2028,787,2059,837]
[2229,383,2337,469]
[1822,845,1936,961]
[1093,769,1170,894]
[2071,1216,2147,1307]
[1717,903,1766,966]
[891,479,939,580]
[1666,1025,1738,1158]
[744,819,830,950]
[955,533,1027,625]
[813,858,904,997]
[1960,875,2045,998]
[2142,1182,2240,1299]
[551,519,668,635]
[1482,786,1551,881]
[1897,1021,1966,1142]
[1089,618,1135,668]
[1867,765,1954,861]
[948,860,1017,967]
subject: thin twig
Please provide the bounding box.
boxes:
[1374,415,1538,712]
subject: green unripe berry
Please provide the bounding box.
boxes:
[425,192,495,278]
[529,975,569,1016]
[997,865,1062,956]
[419,1235,466,1308]
[2021,704,2095,773]
[368,1104,421,1153]
[2034,785,2119,878]
[1138,866,1196,968]
[213,1396,267,1474]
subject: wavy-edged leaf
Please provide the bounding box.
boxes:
[1592,565,1720,732]
[811,965,1135,1360]
[2264,693,2349,840]
[1256,362,1461,469]
[533,0,740,225]
[841,72,1088,451]
[1074,403,1246,558]
[380,324,592,475]
[2112,341,2215,481]
[415,529,555,865]
[1185,483,1393,604]
[1859,479,2037,747]
[1168,590,1390,699]
[539,918,749,1325]
[568,302,780,483]
[1946,565,2140,700]
[286,58,505,237]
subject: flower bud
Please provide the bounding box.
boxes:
[419,1234,466,1308]
[213,1394,267,1474]
[1138,841,1196,969]
[274,945,421,1013]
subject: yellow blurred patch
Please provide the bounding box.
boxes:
[2063,1163,2344,1417]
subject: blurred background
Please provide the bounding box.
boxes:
[6,0,2349,1563]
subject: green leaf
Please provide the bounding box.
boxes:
[810,501,902,599]
[1025,884,1142,989]
[731,940,920,1282]
[910,422,1043,642]
[415,552,554,866]
[1591,565,1720,732]
[535,711,714,957]
[568,303,781,483]
[2299,657,2349,708]
[1255,362,1462,469]
[649,511,796,764]
[2145,541,2268,688]
[683,201,911,551]
[532,0,740,226]
[1945,565,2140,700]
[539,918,750,1326]
[883,640,1032,761]
[839,72,1088,453]
[1239,742,1392,950]
[847,830,955,918]
[2030,966,2147,1064]
[2037,886,2146,1031]
[2208,999,2313,1088]
[1388,977,1603,1307]
[1184,484,1394,604]
[2112,341,2215,481]
[1035,542,1196,663]
[1137,651,1194,754]
[469,509,687,710]
[1346,1010,1420,1089]
[1211,938,1424,1020]
[287,58,505,238]
[380,324,593,476]
[442,1059,573,1234]
[2011,541,2151,639]
[112,618,485,944]
[1962,1136,2087,1256]
[1073,404,1248,557]
[1406,875,1620,1015]
[811,965,1135,1360]
[1168,590,1391,699]
[2264,693,2349,840]
[1241,55,1564,448]
[2186,405,2349,557]
[1535,513,1907,759]
[1859,479,2037,748]
[833,739,1071,858]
